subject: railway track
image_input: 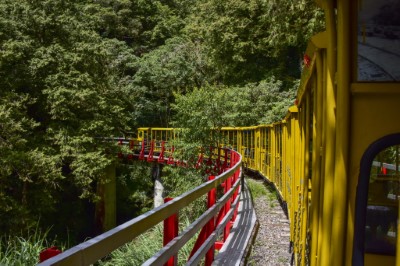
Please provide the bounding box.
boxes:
[246,178,291,266]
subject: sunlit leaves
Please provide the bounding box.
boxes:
[172,78,296,146]
[185,0,324,83]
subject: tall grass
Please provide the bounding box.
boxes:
[246,177,278,207]
[0,227,62,266]
[99,224,163,266]
[246,178,268,200]
[96,165,208,265]
[99,216,200,266]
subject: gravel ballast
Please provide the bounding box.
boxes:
[246,178,292,266]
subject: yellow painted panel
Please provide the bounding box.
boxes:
[364,253,395,266]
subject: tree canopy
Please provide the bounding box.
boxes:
[184,0,324,84]
[0,0,324,238]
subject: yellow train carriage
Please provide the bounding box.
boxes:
[291,1,400,265]
[137,127,176,143]
[137,1,400,265]
[347,1,400,264]
[224,1,400,265]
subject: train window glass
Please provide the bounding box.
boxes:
[357,0,400,82]
[365,145,400,255]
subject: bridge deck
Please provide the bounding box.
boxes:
[213,180,258,265]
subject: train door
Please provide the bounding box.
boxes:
[353,134,400,265]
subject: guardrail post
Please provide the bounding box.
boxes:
[158,141,166,163]
[139,140,146,160]
[224,174,232,241]
[206,175,216,266]
[189,175,216,264]
[232,151,240,221]
[147,140,155,162]
[39,246,62,263]
[163,197,178,266]
[215,151,235,250]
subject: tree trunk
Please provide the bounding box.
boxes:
[95,164,116,233]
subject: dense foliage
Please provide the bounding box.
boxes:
[0,0,137,236]
[173,0,323,146]
[184,0,324,84]
[0,0,324,252]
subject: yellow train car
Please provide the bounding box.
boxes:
[240,1,400,265]
[228,1,400,265]
[243,1,400,265]
[299,1,400,265]
[137,1,400,265]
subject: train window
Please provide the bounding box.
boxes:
[353,134,400,265]
[365,145,399,255]
[357,0,400,82]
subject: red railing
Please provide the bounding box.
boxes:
[38,139,242,266]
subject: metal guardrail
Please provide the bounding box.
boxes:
[145,177,242,266]
[38,148,242,266]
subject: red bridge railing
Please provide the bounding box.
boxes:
[38,139,243,266]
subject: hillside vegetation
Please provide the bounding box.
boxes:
[0,0,324,251]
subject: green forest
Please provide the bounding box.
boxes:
[0,0,323,263]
